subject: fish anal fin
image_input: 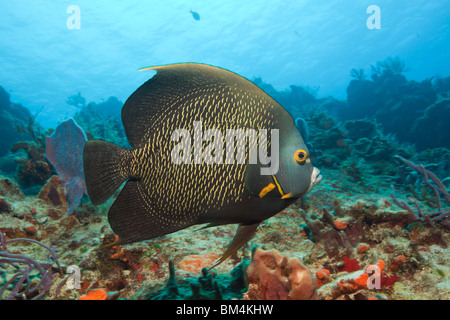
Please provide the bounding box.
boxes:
[195,223,220,231]
[108,180,190,245]
[208,222,260,270]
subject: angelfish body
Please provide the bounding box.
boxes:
[83,63,321,268]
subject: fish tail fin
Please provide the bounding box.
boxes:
[83,140,133,205]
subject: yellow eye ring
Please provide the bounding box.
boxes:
[294,149,308,164]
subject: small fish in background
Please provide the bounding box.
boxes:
[190,9,200,21]
[83,63,321,268]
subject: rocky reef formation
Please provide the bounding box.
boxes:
[0,138,448,300]
[0,86,34,157]
[69,93,128,148]
[11,139,53,189]
[410,98,450,150]
[344,57,450,151]
[257,57,450,152]
[0,89,54,190]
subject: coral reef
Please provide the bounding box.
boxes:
[253,78,316,115]
[0,232,63,300]
[299,199,365,259]
[257,57,450,153]
[344,57,450,150]
[9,115,54,189]
[0,176,25,201]
[38,175,68,208]
[71,93,128,148]
[0,141,448,301]
[411,98,450,150]
[1,60,449,301]
[0,86,34,157]
[391,156,449,231]
[11,140,53,188]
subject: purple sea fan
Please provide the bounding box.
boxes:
[391,155,450,229]
[0,233,63,300]
[45,118,87,214]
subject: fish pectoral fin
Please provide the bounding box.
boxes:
[208,222,260,270]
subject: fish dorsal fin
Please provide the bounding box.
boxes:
[208,222,260,270]
[122,63,269,148]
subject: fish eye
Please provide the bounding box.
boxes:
[294,149,308,165]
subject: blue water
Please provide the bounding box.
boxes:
[1,0,449,127]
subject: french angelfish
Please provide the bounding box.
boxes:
[83,63,322,268]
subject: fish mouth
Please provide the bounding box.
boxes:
[307,167,322,193]
[272,167,322,200]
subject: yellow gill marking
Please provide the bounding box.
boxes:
[258,183,276,198]
[272,175,286,197]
